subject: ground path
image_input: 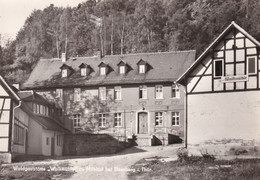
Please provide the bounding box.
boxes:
[65,144,181,180]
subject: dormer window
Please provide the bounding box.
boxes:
[98,62,109,76]
[137,59,148,74]
[79,63,91,77]
[117,60,128,74]
[60,64,73,78]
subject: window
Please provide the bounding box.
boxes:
[114,113,122,127]
[33,103,37,113]
[100,67,106,75]
[62,69,67,77]
[46,137,49,145]
[139,85,147,99]
[214,59,223,77]
[172,112,180,126]
[114,86,122,100]
[99,87,106,100]
[72,114,81,128]
[46,107,49,116]
[81,68,87,76]
[56,89,63,98]
[14,121,25,145]
[247,57,257,74]
[120,66,125,74]
[155,85,163,99]
[99,114,106,127]
[172,84,180,98]
[155,112,163,126]
[74,88,81,101]
[57,135,62,146]
[36,104,40,114]
[139,65,145,73]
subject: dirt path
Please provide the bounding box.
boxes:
[66,145,181,180]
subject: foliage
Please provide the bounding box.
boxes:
[177,147,189,162]
[2,0,260,83]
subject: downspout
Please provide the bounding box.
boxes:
[11,100,22,152]
[184,86,188,149]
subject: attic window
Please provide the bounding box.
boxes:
[120,66,125,74]
[247,57,257,75]
[81,68,87,76]
[98,62,108,76]
[139,65,145,73]
[62,69,67,77]
[100,67,106,75]
[137,59,147,74]
[214,59,223,77]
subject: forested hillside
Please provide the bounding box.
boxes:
[1,0,260,83]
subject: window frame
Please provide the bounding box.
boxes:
[139,85,147,99]
[114,113,122,127]
[247,56,257,75]
[214,59,224,77]
[61,69,68,78]
[172,112,180,126]
[99,87,107,101]
[172,84,180,98]
[72,114,81,128]
[155,112,163,126]
[74,88,81,101]
[114,86,122,100]
[119,65,126,74]
[139,64,146,74]
[155,85,163,99]
[98,114,106,127]
[81,67,87,76]
[100,67,106,75]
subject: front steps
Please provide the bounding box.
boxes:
[135,134,153,146]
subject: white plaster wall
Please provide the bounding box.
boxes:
[27,119,42,155]
[187,91,260,145]
[42,130,52,156]
[0,138,9,151]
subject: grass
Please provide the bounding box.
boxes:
[0,161,75,180]
[128,157,260,180]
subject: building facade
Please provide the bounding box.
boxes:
[23,51,195,146]
[0,75,67,162]
[177,22,260,146]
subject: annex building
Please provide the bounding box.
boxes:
[0,75,67,163]
[22,50,195,149]
[177,22,260,146]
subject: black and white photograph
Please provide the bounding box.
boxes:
[0,0,260,179]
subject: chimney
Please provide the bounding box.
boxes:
[61,53,67,63]
[94,50,102,59]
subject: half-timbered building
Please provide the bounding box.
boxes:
[22,51,195,147]
[0,75,67,162]
[177,22,260,146]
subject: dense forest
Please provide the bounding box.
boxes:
[1,0,260,83]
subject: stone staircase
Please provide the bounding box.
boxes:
[135,134,154,146]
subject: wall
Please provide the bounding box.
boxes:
[42,130,63,156]
[37,82,186,145]
[187,91,260,145]
[63,133,126,156]
[27,118,42,155]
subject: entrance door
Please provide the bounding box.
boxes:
[51,137,55,156]
[138,112,148,134]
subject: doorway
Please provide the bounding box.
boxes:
[138,112,148,134]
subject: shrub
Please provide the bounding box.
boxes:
[177,147,189,162]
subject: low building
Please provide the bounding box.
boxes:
[177,22,260,147]
[0,75,67,163]
[22,51,196,147]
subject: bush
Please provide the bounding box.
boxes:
[177,147,189,162]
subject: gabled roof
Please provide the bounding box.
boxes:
[117,60,127,66]
[0,75,20,101]
[22,50,196,89]
[60,63,72,70]
[177,21,260,85]
[79,63,89,68]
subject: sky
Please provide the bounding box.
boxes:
[0,0,85,46]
